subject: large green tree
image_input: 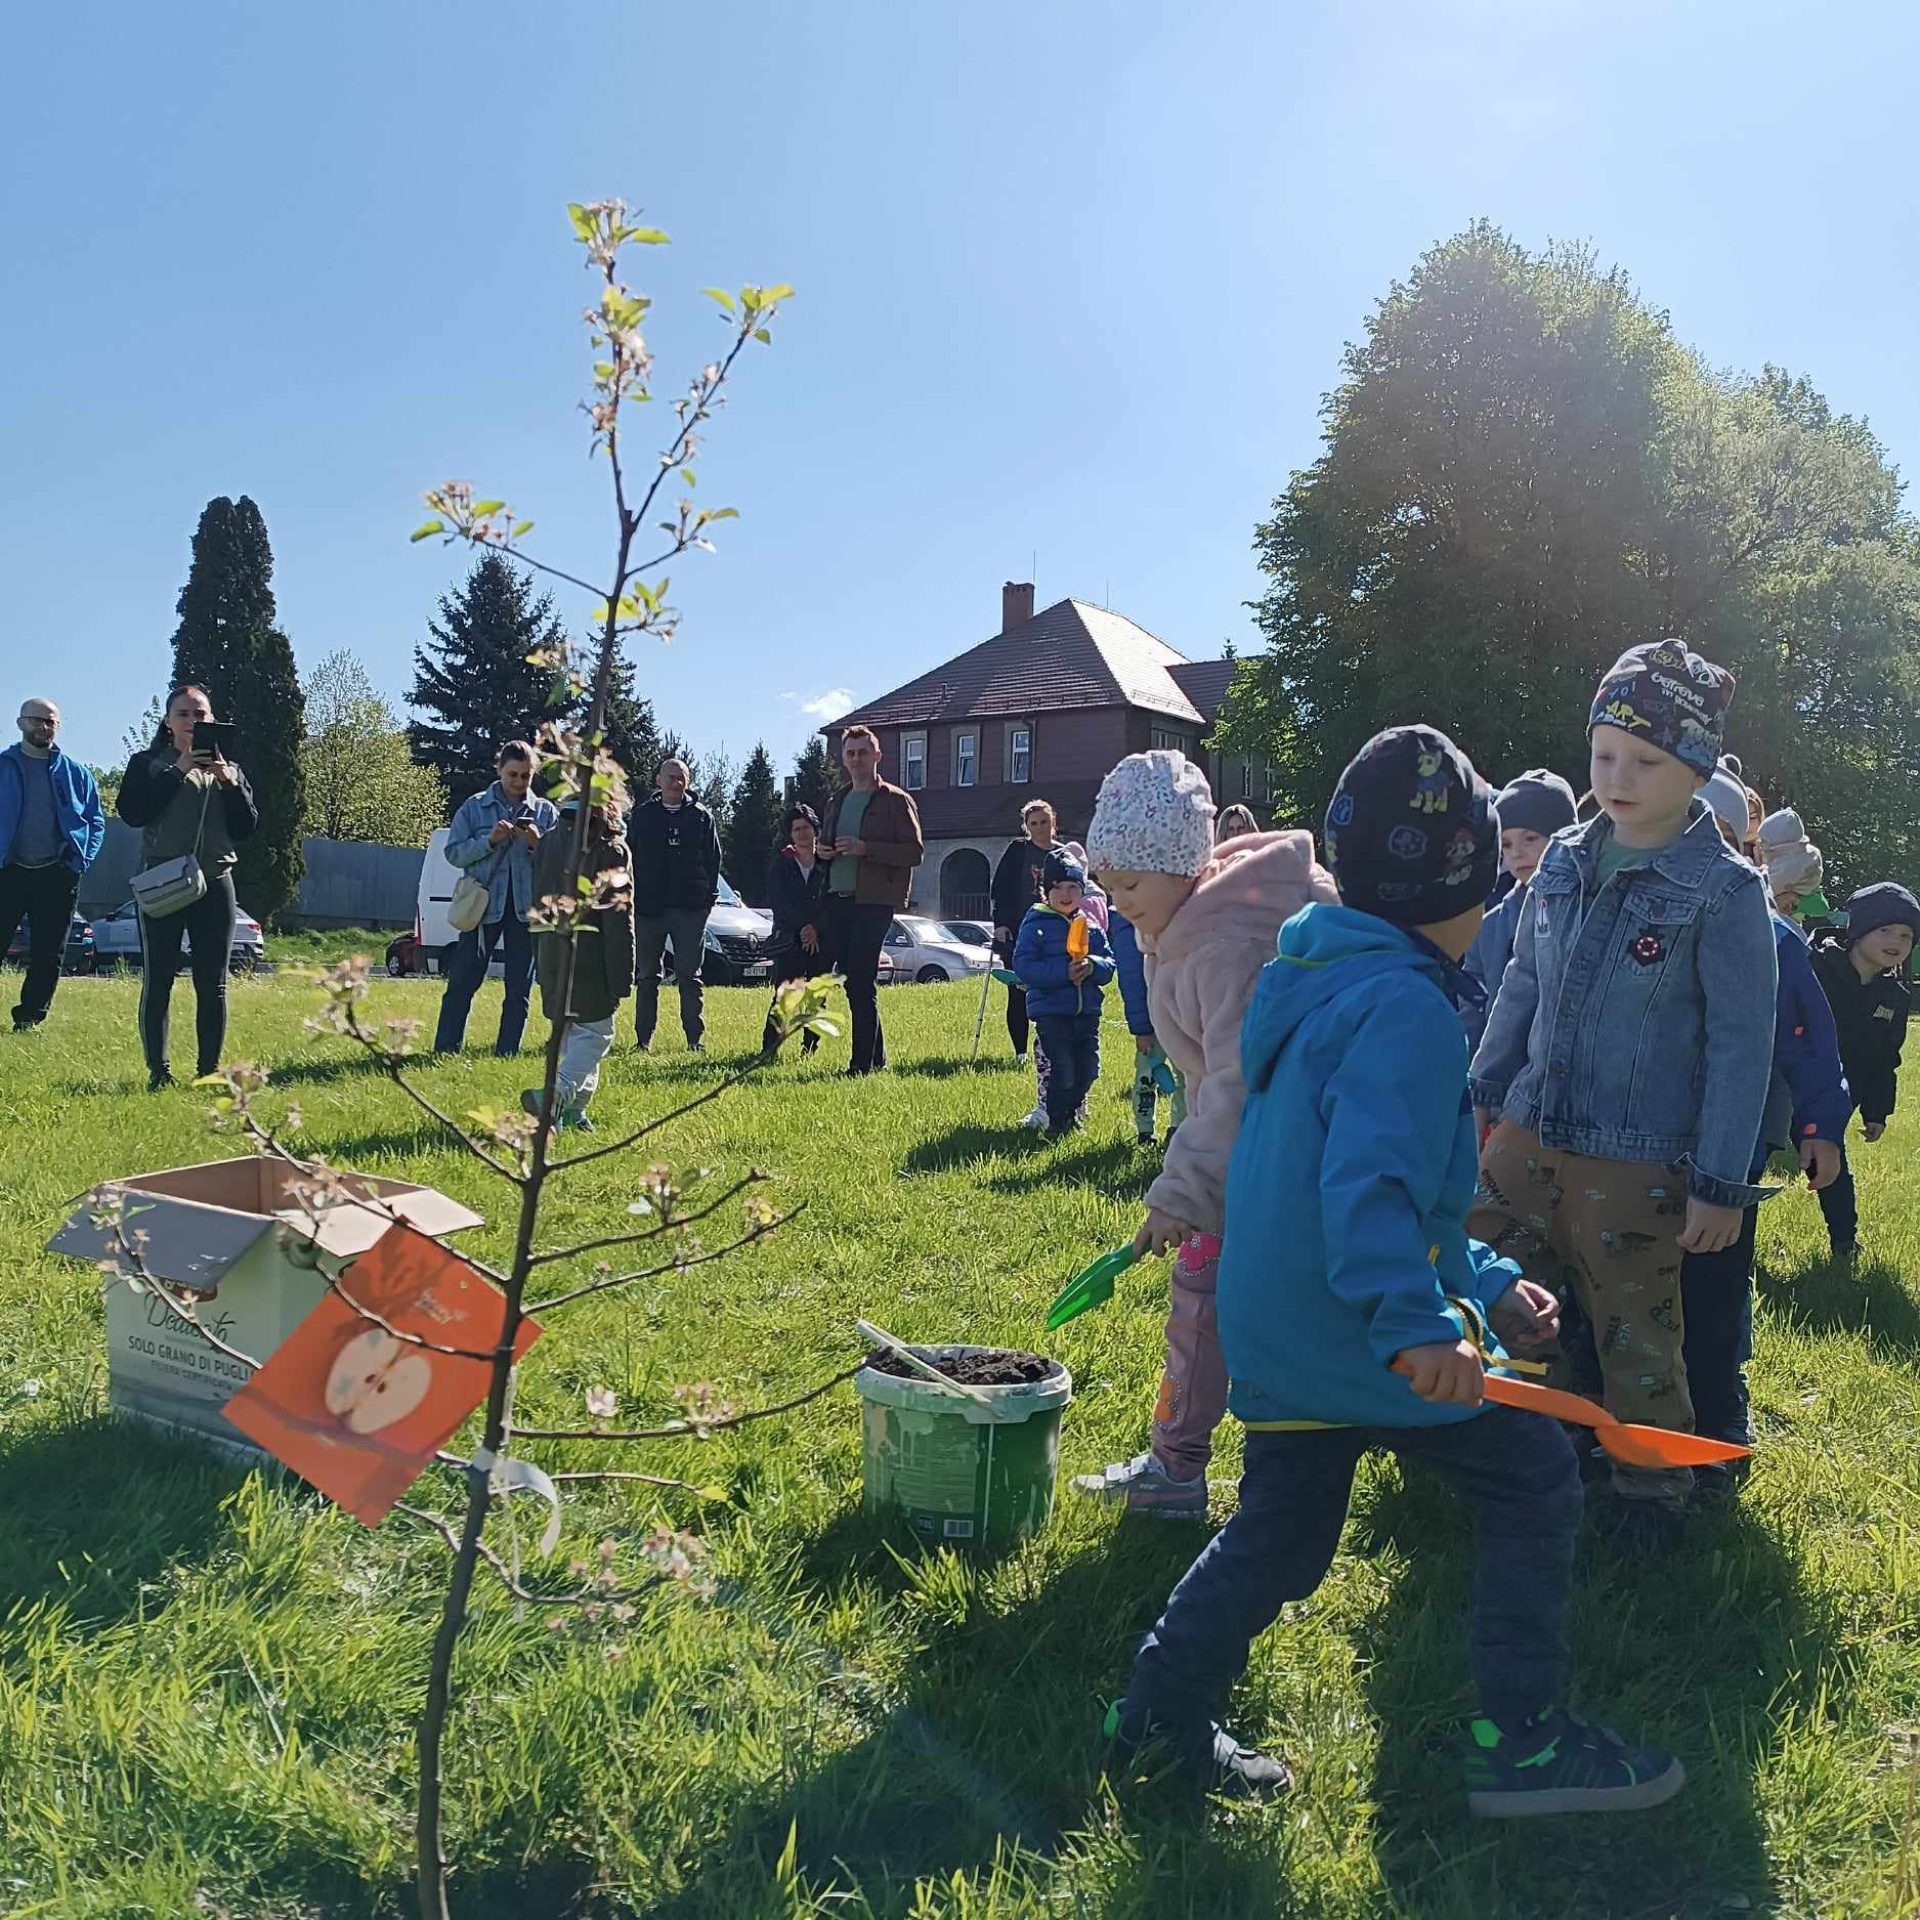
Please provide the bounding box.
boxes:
[1217,223,1920,888]
[170,496,307,917]
[722,743,786,904]
[301,650,448,847]
[789,735,838,818]
[597,648,663,797]
[409,553,570,806]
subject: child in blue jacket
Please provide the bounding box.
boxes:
[1110,725,1684,1819]
[1677,773,1850,1453]
[1013,849,1115,1136]
[1108,908,1184,1145]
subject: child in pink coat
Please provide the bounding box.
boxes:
[1078,750,1338,1515]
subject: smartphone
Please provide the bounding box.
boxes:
[193,720,239,758]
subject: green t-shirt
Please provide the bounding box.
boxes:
[829,789,872,895]
[1595,825,1682,886]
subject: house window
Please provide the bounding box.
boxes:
[954,730,977,788]
[1150,724,1196,756]
[902,732,927,791]
[1008,725,1032,786]
[1240,760,1253,800]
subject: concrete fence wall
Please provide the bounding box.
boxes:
[79,823,424,930]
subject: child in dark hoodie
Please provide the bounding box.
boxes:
[1109,726,1684,1819]
[1810,881,1919,1258]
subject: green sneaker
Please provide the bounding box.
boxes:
[1464,1710,1685,1818]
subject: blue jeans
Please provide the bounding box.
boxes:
[434,913,534,1054]
[1034,1009,1100,1132]
[1127,1410,1581,1731]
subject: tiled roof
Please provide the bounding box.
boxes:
[830,599,1210,731]
[1166,658,1242,722]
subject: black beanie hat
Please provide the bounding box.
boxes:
[1042,847,1087,890]
[1324,725,1500,927]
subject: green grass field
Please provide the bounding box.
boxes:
[1,965,1915,1919]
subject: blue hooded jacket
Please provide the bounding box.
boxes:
[1218,903,1523,1431]
[1012,902,1115,1018]
[1763,911,1852,1154]
[0,744,105,873]
[1107,910,1154,1036]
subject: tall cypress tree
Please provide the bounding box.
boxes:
[169,496,307,918]
[789,735,839,818]
[597,648,664,797]
[410,554,570,808]
[722,743,786,905]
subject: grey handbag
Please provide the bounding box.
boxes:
[129,778,213,918]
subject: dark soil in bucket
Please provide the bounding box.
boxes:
[866,1346,1055,1386]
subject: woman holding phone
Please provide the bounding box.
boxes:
[115,683,259,1089]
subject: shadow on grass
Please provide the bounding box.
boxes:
[885,1056,1022,1081]
[1762,1248,1920,1360]
[260,1048,391,1088]
[1347,1456,1828,1918]
[643,1504,1281,1916]
[900,1124,1031,1176]
[983,1134,1159,1201]
[305,1122,467,1164]
[0,1417,239,1630]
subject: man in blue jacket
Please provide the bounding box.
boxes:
[1109,725,1684,1821]
[0,698,105,1031]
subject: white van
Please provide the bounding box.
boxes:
[400,828,499,978]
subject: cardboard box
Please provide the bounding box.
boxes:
[48,1158,485,1457]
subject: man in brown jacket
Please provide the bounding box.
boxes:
[820,725,923,1074]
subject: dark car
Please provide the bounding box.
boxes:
[5,911,95,976]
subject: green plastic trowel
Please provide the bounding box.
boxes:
[1045,1243,1142,1331]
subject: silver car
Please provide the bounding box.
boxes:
[882,915,991,984]
[91,900,268,974]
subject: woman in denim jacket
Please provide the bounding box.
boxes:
[1467,642,1776,1541]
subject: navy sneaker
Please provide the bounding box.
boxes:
[1104,1698,1292,1803]
[1464,1710,1684,1818]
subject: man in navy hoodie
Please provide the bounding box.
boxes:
[1108,725,1685,1820]
[0,698,105,1031]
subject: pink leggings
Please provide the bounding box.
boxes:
[1150,1232,1228,1481]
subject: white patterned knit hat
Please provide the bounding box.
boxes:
[1085,751,1217,878]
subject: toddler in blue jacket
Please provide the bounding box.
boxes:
[1110,725,1685,1820]
[1012,849,1115,1136]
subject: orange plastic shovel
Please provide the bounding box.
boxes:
[1393,1361,1751,1469]
[1066,915,1090,961]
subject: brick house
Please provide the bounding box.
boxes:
[822,583,1268,919]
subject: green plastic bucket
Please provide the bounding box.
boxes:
[854,1347,1072,1549]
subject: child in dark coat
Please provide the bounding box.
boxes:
[1012,849,1115,1136]
[1810,881,1919,1257]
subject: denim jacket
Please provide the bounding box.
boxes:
[445,781,561,927]
[1468,801,1777,1207]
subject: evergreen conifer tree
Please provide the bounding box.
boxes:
[722,743,786,904]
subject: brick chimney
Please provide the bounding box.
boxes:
[1002,580,1035,631]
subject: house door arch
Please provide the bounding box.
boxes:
[939,847,992,921]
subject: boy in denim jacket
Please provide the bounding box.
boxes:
[1110,726,1684,1817]
[1469,641,1776,1539]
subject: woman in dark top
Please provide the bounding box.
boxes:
[115,683,259,1089]
[989,799,1059,1067]
[761,803,830,1058]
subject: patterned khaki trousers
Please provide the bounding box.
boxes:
[1468,1121,1695,1508]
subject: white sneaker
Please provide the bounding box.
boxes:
[1019,1103,1050,1129]
[1071,1451,1208,1517]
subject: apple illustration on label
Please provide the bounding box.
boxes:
[324,1329,434,1434]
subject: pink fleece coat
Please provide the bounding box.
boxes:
[1142,830,1338,1235]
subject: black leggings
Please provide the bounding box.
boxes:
[993,932,1030,1055]
[138,872,237,1078]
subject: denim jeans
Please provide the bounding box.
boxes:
[434,912,534,1055]
[1127,1410,1581,1732]
[827,896,894,1073]
[1034,1009,1100,1131]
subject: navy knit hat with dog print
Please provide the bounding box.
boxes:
[1324,725,1499,927]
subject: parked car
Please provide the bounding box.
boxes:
[939,919,994,952]
[5,911,95,976]
[90,901,266,974]
[662,878,779,986]
[881,915,991,984]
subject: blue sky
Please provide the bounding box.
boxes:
[4,0,1916,777]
